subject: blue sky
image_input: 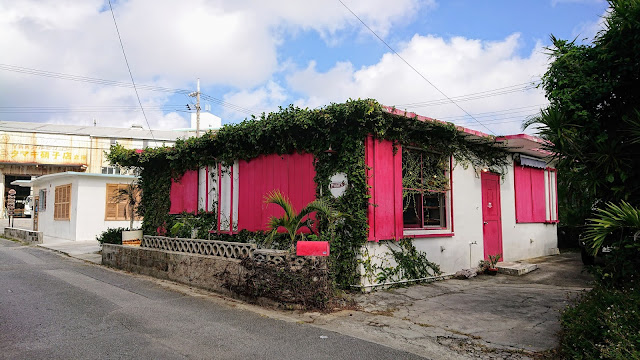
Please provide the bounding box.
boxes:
[0,0,609,135]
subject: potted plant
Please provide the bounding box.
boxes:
[112,181,142,246]
[485,253,502,275]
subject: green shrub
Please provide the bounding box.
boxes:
[559,285,640,359]
[96,227,126,245]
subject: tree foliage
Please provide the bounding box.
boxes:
[524,0,640,226]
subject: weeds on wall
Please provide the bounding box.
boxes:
[220,257,334,310]
[108,99,508,288]
[359,239,442,287]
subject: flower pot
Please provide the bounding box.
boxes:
[485,268,498,276]
[122,229,143,246]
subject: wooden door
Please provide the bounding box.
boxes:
[481,172,503,259]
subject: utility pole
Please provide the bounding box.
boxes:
[188,78,201,136]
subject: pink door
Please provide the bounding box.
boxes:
[481,172,503,259]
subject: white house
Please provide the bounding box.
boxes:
[30,172,141,243]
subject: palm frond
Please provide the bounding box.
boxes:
[583,201,640,255]
[264,190,297,220]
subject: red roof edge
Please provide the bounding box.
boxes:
[382,105,493,138]
[382,105,552,150]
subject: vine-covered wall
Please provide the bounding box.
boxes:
[108,99,509,288]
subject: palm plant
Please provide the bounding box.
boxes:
[112,181,141,230]
[583,201,640,256]
[264,190,338,250]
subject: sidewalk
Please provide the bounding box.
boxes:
[38,240,102,264]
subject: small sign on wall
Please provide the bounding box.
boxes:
[329,173,348,198]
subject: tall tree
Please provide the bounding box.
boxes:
[525,0,640,226]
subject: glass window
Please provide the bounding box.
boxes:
[402,148,449,229]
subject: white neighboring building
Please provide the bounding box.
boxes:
[30,172,140,243]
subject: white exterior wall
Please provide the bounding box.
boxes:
[33,173,140,243]
[219,162,239,232]
[361,156,558,283]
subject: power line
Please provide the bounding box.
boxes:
[393,82,540,108]
[339,0,512,135]
[0,123,186,142]
[0,64,259,116]
[107,0,156,144]
[0,106,192,114]
[437,104,546,121]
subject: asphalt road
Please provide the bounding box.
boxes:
[0,239,422,360]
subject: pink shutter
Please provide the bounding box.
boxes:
[237,153,316,232]
[514,164,546,223]
[531,168,546,222]
[514,165,532,222]
[169,170,198,214]
[366,137,403,241]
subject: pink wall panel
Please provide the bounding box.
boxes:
[169,170,198,214]
[238,153,316,232]
[366,137,403,241]
[530,168,546,223]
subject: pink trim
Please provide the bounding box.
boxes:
[365,136,376,241]
[449,155,454,233]
[547,169,552,222]
[394,143,403,240]
[405,232,454,239]
[229,164,234,234]
[217,164,222,233]
[205,166,209,212]
[554,169,559,221]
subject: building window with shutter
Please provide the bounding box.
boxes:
[514,156,559,223]
[54,184,71,220]
[105,183,136,221]
[402,148,451,229]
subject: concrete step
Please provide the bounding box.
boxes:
[497,262,539,276]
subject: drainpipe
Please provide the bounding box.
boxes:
[469,241,477,268]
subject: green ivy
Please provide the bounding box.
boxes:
[108,99,509,288]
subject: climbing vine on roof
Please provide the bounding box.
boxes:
[108,99,509,288]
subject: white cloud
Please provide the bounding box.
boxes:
[287,33,549,135]
[572,8,609,42]
[221,81,288,122]
[0,0,426,129]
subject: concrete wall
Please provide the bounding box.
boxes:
[34,173,141,242]
[3,227,43,244]
[361,156,559,283]
[102,244,243,294]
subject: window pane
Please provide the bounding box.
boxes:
[423,193,446,227]
[403,191,423,228]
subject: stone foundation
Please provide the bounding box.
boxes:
[102,244,244,294]
[3,227,43,244]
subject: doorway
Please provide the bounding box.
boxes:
[481,172,503,259]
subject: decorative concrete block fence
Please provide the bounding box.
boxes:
[3,227,43,244]
[102,236,326,299]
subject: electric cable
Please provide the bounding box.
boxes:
[107,0,156,143]
[337,0,496,135]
